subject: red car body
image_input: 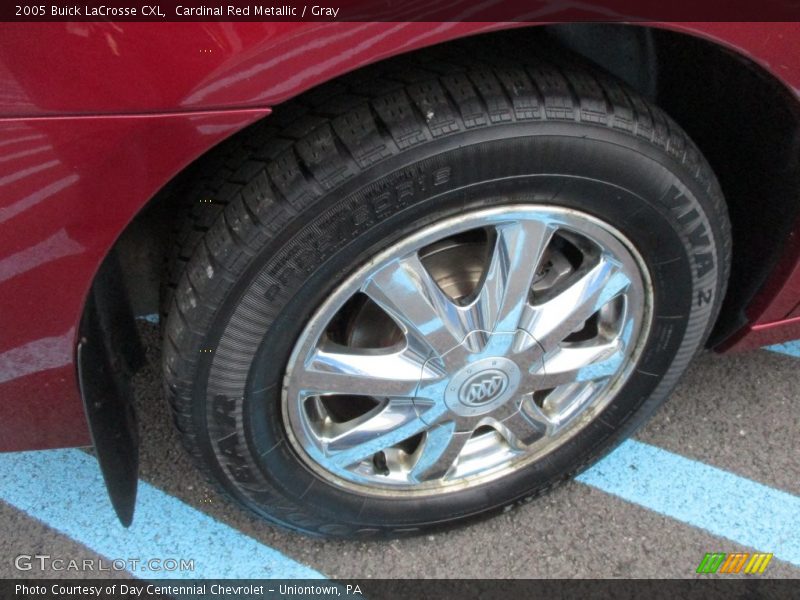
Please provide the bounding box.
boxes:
[1,21,799,453]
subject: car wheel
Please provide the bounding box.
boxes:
[163,55,730,538]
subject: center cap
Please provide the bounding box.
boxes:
[459,369,509,406]
[444,356,521,417]
[414,330,543,423]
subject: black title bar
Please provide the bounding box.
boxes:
[4,0,800,22]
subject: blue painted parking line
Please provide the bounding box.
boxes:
[0,449,324,580]
[578,439,800,567]
[765,340,800,358]
[5,442,798,575]
[3,329,799,576]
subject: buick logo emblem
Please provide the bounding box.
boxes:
[458,369,509,406]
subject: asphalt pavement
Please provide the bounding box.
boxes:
[1,321,798,580]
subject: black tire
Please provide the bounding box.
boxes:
[162,48,730,538]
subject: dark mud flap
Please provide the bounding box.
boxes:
[77,250,144,527]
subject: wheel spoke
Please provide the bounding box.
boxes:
[362,254,467,357]
[467,220,555,334]
[327,401,430,468]
[410,421,472,481]
[499,399,551,448]
[325,399,419,452]
[521,257,631,352]
[293,340,439,398]
[536,341,625,388]
[535,381,603,432]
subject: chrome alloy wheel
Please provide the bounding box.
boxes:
[283,206,652,495]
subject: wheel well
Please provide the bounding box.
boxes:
[111,24,800,347]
